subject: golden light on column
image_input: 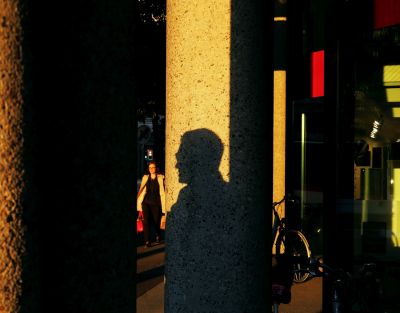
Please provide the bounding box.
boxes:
[273,0,287,217]
[166,0,231,211]
[273,70,286,217]
[0,0,25,311]
[300,113,306,220]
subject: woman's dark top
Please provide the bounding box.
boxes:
[143,176,161,206]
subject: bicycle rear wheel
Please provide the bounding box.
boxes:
[275,230,311,283]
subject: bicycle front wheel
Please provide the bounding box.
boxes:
[275,230,311,283]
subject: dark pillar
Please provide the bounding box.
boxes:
[24,2,138,312]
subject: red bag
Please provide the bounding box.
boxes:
[137,211,144,234]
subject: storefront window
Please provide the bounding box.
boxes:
[353,25,400,257]
[288,1,400,311]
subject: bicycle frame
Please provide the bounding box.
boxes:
[294,258,383,313]
[272,196,312,283]
[271,197,285,251]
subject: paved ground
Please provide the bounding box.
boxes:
[136,275,322,313]
[136,241,322,313]
[279,278,322,313]
[137,242,165,298]
[137,281,164,313]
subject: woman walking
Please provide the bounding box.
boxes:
[137,161,166,247]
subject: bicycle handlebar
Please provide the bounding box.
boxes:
[272,196,286,207]
[272,195,295,208]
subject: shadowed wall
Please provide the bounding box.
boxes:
[0,1,138,312]
[33,2,137,312]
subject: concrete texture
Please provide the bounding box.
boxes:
[165,1,271,312]
[0,0,25,310]
[165,0,231,193]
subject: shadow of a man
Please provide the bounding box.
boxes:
[165,128,236,313]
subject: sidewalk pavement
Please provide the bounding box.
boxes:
[136,278,322,313]
[137,241,165,313]
[137,281,164,313]
[280,277,322,313]
[136,240,322,313]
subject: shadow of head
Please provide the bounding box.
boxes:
[176,128,223,183]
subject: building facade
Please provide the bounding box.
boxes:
[286,0,400,311]
[1,0,400,312]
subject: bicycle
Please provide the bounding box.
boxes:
[272,257,383,313]
[272,195,311,283]
[295,258,383,313]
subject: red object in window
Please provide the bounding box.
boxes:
[311,50,324,98]
[374,0,400,29]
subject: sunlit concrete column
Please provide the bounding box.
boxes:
[165,0,231,194]
[273,0,287,217]
[0,1,25,312]
[165,0,272,312]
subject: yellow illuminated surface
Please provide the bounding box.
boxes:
[383,65,400,246]
[386,88,400,103]
[166,0,231,210]
[300,114,306,219]
[392,107,400,118]
[383,65,400,86]
[383,65,400,102]
[273,70,286,217]
[393,169,400,247]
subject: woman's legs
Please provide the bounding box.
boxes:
[142,203,162,245]
[141,203,151,245]
[149,204,162,240]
